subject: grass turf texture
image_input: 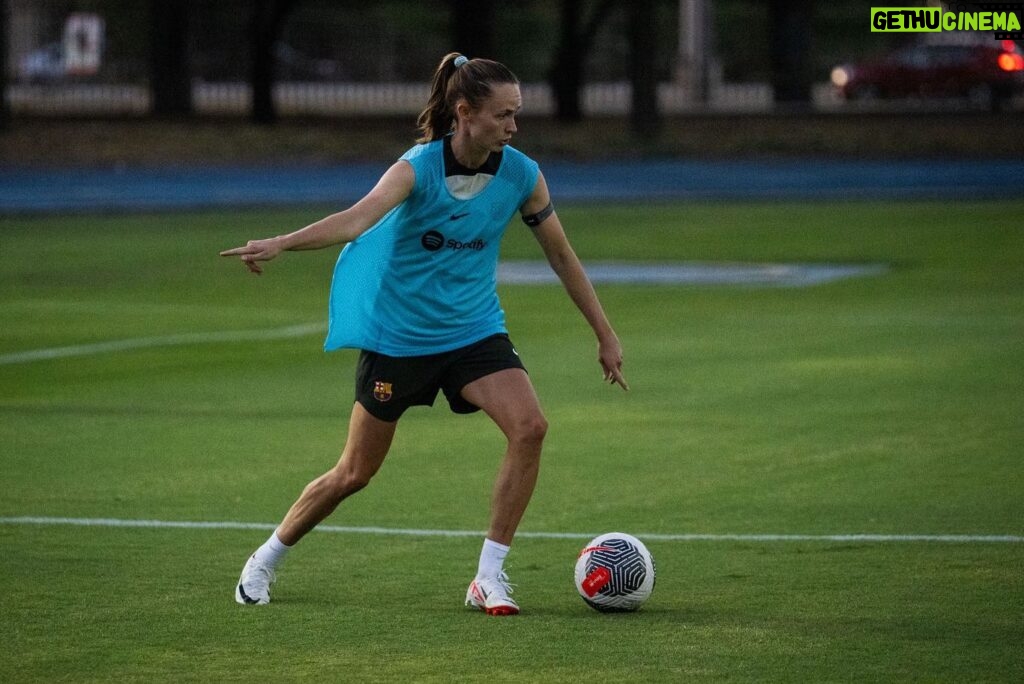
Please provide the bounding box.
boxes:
[1,200,1022,681]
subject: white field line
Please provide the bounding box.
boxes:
[0,322,326,365]
[1,516,1020,544]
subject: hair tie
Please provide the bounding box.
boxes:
[454,55,469,68]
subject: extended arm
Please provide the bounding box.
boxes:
[220,161,414,274]
[522,172,629,391]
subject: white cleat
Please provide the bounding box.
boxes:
[465,571,520,616]
[235,554,275,606]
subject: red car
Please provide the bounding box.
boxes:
[831,41,1024,109]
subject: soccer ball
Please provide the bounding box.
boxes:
[574,532,656,612]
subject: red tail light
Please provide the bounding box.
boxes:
[998,51,1024,71]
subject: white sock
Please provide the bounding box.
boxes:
[252,530,292,570]
[476,538,510,579]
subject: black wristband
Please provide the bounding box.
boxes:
[522,202,554,227]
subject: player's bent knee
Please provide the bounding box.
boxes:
[326,463,374,499]
[510,413,548,448]
[341,469,374,495]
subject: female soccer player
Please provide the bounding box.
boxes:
[221,53,628,615]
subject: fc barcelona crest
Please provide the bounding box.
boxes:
[373,381,393,402]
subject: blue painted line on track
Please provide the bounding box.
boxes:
[1,159,1021,213]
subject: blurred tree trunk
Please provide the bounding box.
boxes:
[150,0,193,117]
[251,0,298,125]
[629,0,660,139]
[0,0,8,131]
[768,0,814,107]
[549,0,616,122]
[678,0,711,104]
[451,0,495,58]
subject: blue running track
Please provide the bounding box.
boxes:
[1,158,1021,213]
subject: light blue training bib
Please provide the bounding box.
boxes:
[324,139,539,356]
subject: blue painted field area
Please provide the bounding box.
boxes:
[2,158,1022,213]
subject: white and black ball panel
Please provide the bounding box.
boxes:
[574,532,656,612]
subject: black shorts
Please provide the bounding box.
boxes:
[355,334,527,422]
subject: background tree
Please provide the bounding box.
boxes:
[149,0,192,117]
[629,0,660,138]
[768,0,814,106]
[251,0,299,125]
[0,0,8,131]
[548,0,616,122]
[451,0,495,59]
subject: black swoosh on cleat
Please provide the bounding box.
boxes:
[449,212,470,220]
[237,584,261,605]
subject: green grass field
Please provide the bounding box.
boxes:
[1,200,1022,682]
